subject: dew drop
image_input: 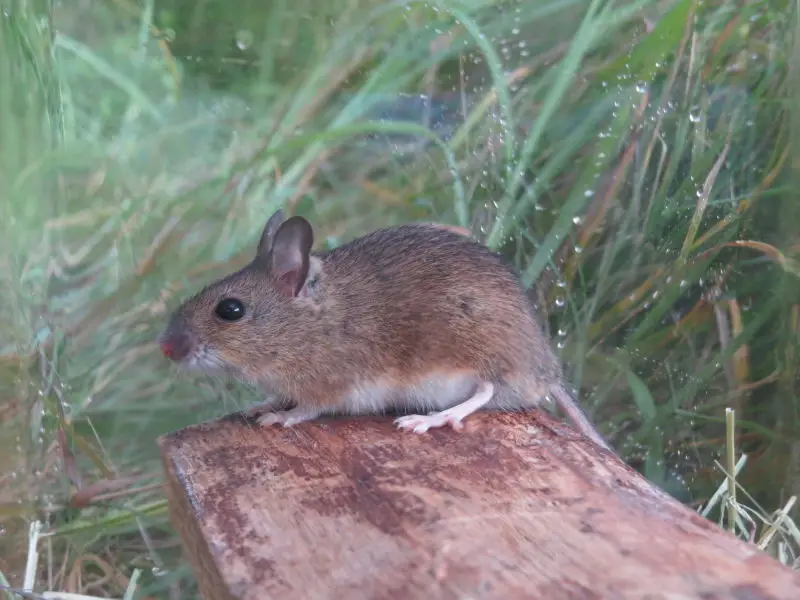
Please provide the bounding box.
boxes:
[235,30,254,51]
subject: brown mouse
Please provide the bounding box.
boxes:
[157,209,611,450]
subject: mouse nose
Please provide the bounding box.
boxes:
[159,339,177,359]
[158,331,191,362]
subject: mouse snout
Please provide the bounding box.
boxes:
[157,329,192,362]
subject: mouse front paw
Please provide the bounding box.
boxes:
[256,407,320,428]
[394,412,465,434]
[242,397,283,419]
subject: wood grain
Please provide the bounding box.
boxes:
[159,410,800,600]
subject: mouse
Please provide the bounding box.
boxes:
[157,209,612,451]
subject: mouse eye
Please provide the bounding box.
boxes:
[215,298,246,321]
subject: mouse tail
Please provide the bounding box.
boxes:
[550,385,613,452]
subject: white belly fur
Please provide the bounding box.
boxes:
[342,372,479,416]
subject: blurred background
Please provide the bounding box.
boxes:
[1,0,798,597]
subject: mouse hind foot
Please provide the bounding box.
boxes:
[394,380,495,434]
[392,371,553,434]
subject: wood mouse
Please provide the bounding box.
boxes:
[157,209,611,451]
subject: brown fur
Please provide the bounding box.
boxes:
[158,211,609,449]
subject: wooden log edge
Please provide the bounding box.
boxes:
[159,409,800,600]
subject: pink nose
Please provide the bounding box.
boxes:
[158,324,192,361]
[160,340,176,359]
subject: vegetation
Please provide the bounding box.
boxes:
[1,0,798,596]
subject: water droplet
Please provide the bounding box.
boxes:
[236,30,254,51]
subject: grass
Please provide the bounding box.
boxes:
[1,0,799,596]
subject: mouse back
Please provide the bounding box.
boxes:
[315,222,563,386]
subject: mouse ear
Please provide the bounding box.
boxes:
[256,209,286,259]
[269,216,314,297]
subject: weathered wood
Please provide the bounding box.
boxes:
[159,410,800,600]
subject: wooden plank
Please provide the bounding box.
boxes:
[159,411,800,600]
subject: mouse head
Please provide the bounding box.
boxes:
[157,209,319,382]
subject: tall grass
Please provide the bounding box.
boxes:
[1,0,798,596]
